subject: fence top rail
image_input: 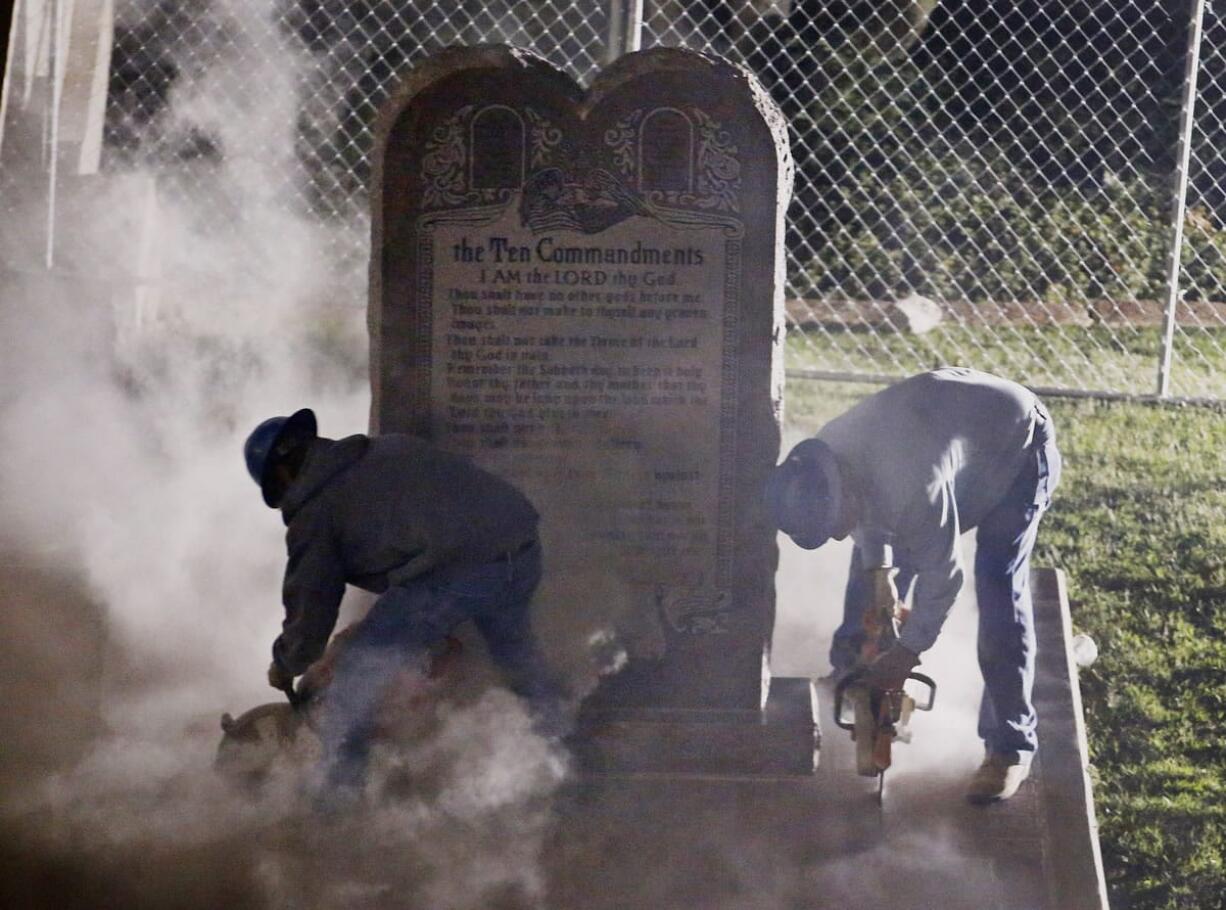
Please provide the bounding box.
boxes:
[785,369,1226,411]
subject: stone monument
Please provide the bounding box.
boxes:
[369,45,817,775]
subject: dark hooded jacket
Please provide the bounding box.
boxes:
[271,433,539,674]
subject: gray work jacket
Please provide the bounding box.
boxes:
[816,368,1048,653]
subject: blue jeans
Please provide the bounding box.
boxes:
[316,541,555,791]
[830,405,1061,761]
[975,406,1060,760]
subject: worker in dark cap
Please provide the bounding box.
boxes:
[244,409,559,802]
[767,368,1061,803]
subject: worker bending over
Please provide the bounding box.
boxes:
[768,368,1061,802]
[244,409,558,802]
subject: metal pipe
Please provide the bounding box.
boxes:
[606,0,643,63]
[0,0,22,160]
[785,368,1226,409]
[624,0,643,53]
[1156,0,1208,398]
[46,0,63,269]
[606,0,625,64]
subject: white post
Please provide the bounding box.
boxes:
[606,0,625,64]
[1157,0,1207,398]
[0,3,19,158]
[625,0,643,53]
[60,0,115,175]
[607,0,643,63]
[46,0,65,269]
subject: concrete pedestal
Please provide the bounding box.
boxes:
[548,567,1111,910]
[571,676,820,778]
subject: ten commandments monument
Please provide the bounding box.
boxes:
[369,46,818,775]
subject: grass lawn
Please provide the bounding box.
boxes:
[782,337,1226,910]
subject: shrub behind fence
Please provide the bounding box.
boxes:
[9,0,1223,399]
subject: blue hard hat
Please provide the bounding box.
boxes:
[244,408,317,507]
[765,438,843,550]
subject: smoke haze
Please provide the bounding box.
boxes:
[0,4,993,908]
[1,4,570,907]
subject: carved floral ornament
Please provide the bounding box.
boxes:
[525,108,564,168]
[420,105,474,209]
[605,107,742,212]
[419,103,741,213]
[420,105,565,209]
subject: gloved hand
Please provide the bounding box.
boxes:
[267,660,296,694]
[861,642,920,691]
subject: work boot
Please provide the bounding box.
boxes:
[966,752,1031,804]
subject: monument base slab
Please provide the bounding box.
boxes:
[570,677,819,778]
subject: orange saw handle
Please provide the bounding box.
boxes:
[832,670,937,730]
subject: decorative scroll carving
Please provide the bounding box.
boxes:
[602,106,742,212]
[694,109,741,212]
[526,108,564,168]
[421,105,475,209]
[605,109,643,178]
[424,105,551,207]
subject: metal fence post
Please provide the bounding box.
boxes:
[605,0,643,63]
[46,0,63,269]
[625,0,643,54]
[1157,0,1208,398]
[606,0,625,64]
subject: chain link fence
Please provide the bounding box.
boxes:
[5,0,1225,400]
[646,0,1224,401]
[97,0,608,273]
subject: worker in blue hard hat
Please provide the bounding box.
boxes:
[766,368,1061,804]
[244,409,560,803]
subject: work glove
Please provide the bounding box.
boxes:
[267,660,296,695]
[861,642,920,691]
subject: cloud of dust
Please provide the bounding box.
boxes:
[0,3,569,907]
[0,6,1015,908]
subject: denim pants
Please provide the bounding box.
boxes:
[831,405,1061,762]
[316,541,553,790]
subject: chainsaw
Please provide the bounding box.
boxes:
[832,582,937,803]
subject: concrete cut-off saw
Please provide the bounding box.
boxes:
[832,586,937,804]
[216,627,464,792]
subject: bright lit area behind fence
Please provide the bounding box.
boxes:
[3,0,1223,401]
